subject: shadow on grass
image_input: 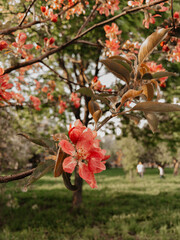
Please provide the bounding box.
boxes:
[0,168,180,240]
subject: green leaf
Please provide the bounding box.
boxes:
[100,59,130,83]
[76,87,94,97]
[142,72,178,81]
[109,56,132,72]
[138,28,170,64]
[25,160,55,187]
[152,72,178,79]
[131,102,180,112]
[142,73,153,80]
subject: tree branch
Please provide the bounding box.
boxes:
[0,168,35,183]
[3,0,167,75]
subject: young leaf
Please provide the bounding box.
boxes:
[127,114,141,125]
[141,83,154,101]
[88,100,102,123]
[25,160,55,187]
[144,112,159,133]
[131,102,180,112]
[76,87,94,97]
[88,100,100,115]
[138,28,169,64]
[117,89,143,110]
[100,59,130,83]
[54,148,66,177]
[93,110,102,124]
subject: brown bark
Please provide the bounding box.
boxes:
[0,168,34,183]
[72,169,83,208]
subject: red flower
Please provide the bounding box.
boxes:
[162,45,170,52]
[41,6,46,13]
[0,41,8,51]
[173,12,179,19]
[51,14,58,23]
[59,120,109,188]
[49,37,55,45]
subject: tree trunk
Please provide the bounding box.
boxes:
[72,169,83,208]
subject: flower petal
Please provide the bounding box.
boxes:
[63,156,77,173]
[59,140,75,155]
[88,158,106,173]
[78,162,97,188]
[68,119,86,144]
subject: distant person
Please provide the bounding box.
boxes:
[137,162,144,177]
[158,165,165,178]
[173,158,179,176]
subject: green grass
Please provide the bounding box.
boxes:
[1,168,180,240]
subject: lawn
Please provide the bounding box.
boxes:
[1,168,180,240]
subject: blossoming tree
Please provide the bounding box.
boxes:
[0,0,180,207]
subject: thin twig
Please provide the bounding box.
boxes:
[41,60,81,86]
[76,3,99,36]
[19,0,37,26]
[0,168,35,183]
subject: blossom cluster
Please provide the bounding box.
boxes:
[12,32,34,59]
[128,1,168,28]
[0,74,13,103]
[146,61,168,88]
[97,0,119,17]
[104,23,122,56]
[70,93,80,108]
[59,120,110,188]
[30,95,41,110]
[91,76,112,92]
[41,0,89,21]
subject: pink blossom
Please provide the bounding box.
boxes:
[105,39,120,55]
[143,13,161,29]
[59,120,110,188]
[0,41,8,51]
[11,92,25,104]
[30,95,41,110]
[104,23,122,40]
[0,74,13,101]
[59,100,67,114]
[70,93,80,108]
[128,1,143,7]
[146,61,168,84]
[18,32,27,45]
[97,0,119,16]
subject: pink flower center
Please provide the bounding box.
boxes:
[77,147,88,160]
